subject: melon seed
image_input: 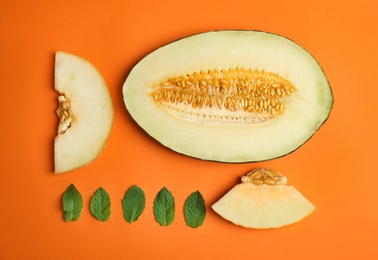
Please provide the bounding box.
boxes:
[151,68,296,124]
[56,95,73,134]
[242,168,287,185]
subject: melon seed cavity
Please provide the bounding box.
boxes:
[56,95,73,134]
[151,68,296,124]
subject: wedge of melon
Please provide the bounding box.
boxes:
[123,30,333,163]
[54,52,114,174]
[211,168,315,229]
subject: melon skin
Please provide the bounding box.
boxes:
[211,182,316,229]
[123,30,334,163]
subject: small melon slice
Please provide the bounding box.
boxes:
[54,52,114,174]
[123,30,333,163]
[211,168,315,229]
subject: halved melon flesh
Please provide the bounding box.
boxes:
[211,168,316,229]
[54,52,114,174]
[123,30,333,162]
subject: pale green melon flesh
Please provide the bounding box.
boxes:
[211,182,316,229]
[123,30,333,162]
[54,52,114,174]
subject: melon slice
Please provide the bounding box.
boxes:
[54,52,114,174]
[123,30,333,163]
[211,168,315,229]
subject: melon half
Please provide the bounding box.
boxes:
[54,52,114,174]
[212,169,316,229]
[123,30,333,163]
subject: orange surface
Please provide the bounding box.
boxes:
[1,0,378,259]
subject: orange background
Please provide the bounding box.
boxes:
[1,0,377,259]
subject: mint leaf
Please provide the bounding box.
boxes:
[153,187,175,226]
[62,184,83,222]
[184,190,206,228]
[122,185,146,223]
[90,187,111,221]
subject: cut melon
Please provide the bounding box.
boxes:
[54,52,114,174]
[211,168,316,229]
[123,30,333,162]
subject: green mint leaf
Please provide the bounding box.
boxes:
[122,185,146,223]
[90,187,111,221]
[62,184,83,222]
[184,190,206,228]
[153,187,175,226]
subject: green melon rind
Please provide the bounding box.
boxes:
[123,30,333,163]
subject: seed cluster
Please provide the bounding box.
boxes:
[56,95,73,134]
[151,68,296,123]
[241,168,287,185]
